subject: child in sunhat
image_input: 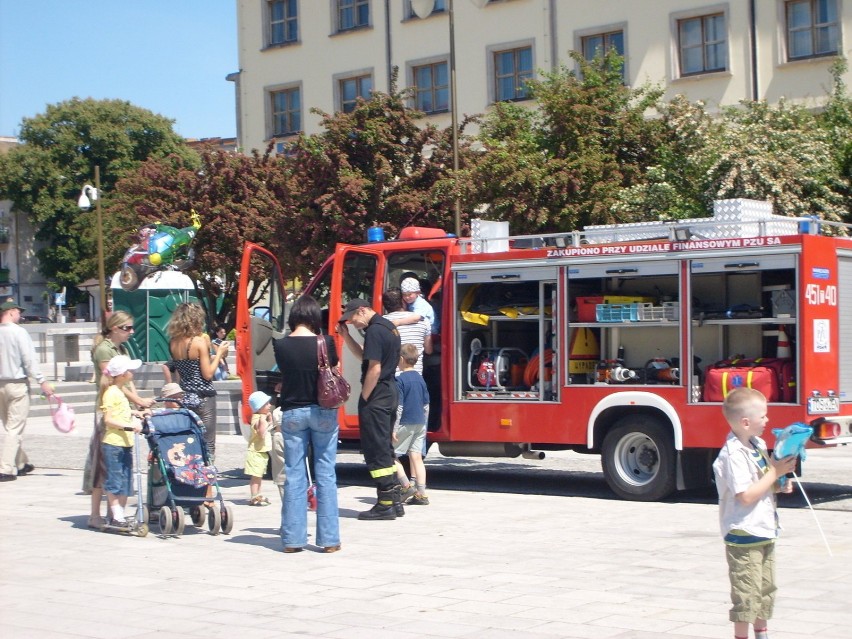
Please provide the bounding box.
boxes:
[100,354,146,527]
[246,391,274,506]
[159,382,185,409]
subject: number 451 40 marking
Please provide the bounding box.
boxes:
[805,284,837,306]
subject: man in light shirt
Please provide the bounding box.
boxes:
[0,301,54,481]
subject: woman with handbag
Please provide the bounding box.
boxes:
[273,295,341,553]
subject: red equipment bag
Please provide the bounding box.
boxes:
[752,357,796,402]
[703,365,780,402]
[703,357,795,402]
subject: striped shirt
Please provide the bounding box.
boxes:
[383,311,430,374]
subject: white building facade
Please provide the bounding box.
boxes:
[234,0,851,152]
[0,137,50,319]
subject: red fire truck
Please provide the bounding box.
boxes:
[236,200,852,501]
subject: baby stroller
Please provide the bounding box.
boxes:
[143,408,234,536]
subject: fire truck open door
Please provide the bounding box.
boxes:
[236,242,288,427]
[324,244,387,438]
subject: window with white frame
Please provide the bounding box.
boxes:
[677,13,727,76]
[493,45,533,102]
[339,74,373,113]
[786,0,839,60]
[268,0,298,46]
[581,29,625,80]
[337,0,369,32]
[412,61,449,113]
[270,87,301,137]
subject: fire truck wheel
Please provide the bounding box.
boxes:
[601,417,676,502]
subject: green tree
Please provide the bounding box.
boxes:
[458,51,664,234]
[108,146,301,327]
[612,95,718,220]
[816,59,852,218]
[286,81,457,268]
[0,98,193,297]
[705,98,846,221]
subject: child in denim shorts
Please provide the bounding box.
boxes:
[100,355,146,527]
[712,388,797,639]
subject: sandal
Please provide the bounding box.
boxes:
[87,516,106,530]
[249,495,270,506]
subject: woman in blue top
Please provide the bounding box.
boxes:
[167,303,229,461]
[273,294,341,554]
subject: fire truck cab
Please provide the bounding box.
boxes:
[236,199,852,501]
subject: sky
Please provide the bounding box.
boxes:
[0,0,238,140]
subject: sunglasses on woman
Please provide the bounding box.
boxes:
[118,325,134,332]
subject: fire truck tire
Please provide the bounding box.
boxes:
[601,417,676,501]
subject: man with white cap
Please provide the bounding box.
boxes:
[400,277,436,333]
[0,301,53,482]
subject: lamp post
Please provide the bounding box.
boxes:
[78,166,106,327]
[413,0,462,237]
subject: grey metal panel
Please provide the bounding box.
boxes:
[567,260,678,279]
[839,257,852,402]
[455,266,557,284]
[690,254,795,273]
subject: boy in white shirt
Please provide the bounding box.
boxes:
[712,388,797,639]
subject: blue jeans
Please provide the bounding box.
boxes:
[101,443,133,496]
[280,405,340,549]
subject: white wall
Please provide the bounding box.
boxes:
[236,0,852,151]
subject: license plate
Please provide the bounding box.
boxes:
[807,396,839,414]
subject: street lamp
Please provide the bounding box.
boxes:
[78,165,106,327]
[412,0,466,237]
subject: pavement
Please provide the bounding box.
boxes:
[0,414,850,638]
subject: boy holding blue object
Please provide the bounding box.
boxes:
[713,388,798,639]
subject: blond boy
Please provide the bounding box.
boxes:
[712,388,797,639]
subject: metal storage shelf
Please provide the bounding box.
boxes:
[570,317,793,328]
[692,317,796,326]
[570,322,679,328]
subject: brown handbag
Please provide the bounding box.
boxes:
[316,335,350,409]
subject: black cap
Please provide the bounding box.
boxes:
[340,298,370,321]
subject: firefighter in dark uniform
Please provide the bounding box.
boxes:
[337,298,404,520]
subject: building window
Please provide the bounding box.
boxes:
[678,13,727,75]
[581,29,625,79]
[786,0,839,60]
[413,62,449,113]
[268,0,298,46]
[337,0,369,32]
[271,87,301,137]
[493,46,533,102]
[340,74,373,113]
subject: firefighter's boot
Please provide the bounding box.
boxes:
[358,489,397,521]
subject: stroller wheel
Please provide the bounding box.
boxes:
[208,505,222,535]
[190,505,206,527]
[173,507,186,536]
[221,504,235,535]
[158,506,173,535]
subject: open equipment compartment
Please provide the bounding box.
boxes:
[455,265,557,401]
